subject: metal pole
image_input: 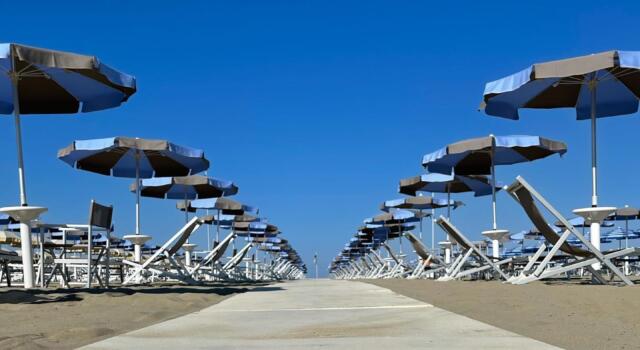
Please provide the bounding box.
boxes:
[590,82,598,207]
[419,209,423,240]
[10,51,28,206]
[134,154,142,263]
[431,192,435,250]
[216,209,221,243]
[490,134,497,230]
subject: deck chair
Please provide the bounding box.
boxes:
[45,201,113,288]
[404,232,445,279]
[223,243,252,271]
[436,216,512,281]
[123,216,204,285]
[0,248,20,286]
[188,231,234,278]
[506,176,639,285]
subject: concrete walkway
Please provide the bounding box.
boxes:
[83,280,558,349]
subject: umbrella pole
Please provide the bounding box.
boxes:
[419,209,423,240]
[216,209,221,243]
[431,192,435,250]
[490,135,497,230]
[206,209,211,251]
[590,83,598,207]
[134,154,142,263]
[10,53,27,207]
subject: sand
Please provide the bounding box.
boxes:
[365,279,640,350]
[0,282,265,349]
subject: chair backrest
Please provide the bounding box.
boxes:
[509,180,592,258]
[167,218,201,256]
[404,232,441,263]
[225,244,251,269]
[89,201,113,230]
[208,237,231,264]
[436,218,471,250]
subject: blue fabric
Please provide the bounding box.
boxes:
[484,51,640,120]
[59,137,209,178]
[188,198,256,213]
[423,135,565,175]
[0,43,136,115]
[382,197,457,210]
[408,173,497,197]
[139,176,237,199]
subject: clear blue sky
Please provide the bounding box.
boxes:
[3,1,640,276]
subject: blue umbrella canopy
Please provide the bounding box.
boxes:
[381,196,462,211]
[135,175,237,200]
[482,50,640,120]
[399,172,499,197]
[422,135,567,176]
[58,137,209,178]
[482,50,640,207]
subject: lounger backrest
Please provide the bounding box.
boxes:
[404,232,442,264]
[436,218,471,250]
[167,218,201,256]
[509,181,592,258]
[208,237,231,264]
[225,244,251,269]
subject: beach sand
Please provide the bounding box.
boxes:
[0,282,264,349]
[365,279,640,350]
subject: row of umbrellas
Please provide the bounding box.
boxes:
[333,49,640,272]
[0,43,305,286]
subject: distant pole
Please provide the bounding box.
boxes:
[314,252,318,279]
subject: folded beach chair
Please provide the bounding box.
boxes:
[404,232,445,279]
[506,176,639,285]
[123,216,205,285]
[436,216,512,281]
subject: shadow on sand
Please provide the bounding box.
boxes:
[0,281,284,305]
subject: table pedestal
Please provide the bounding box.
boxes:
[573,206,616,270]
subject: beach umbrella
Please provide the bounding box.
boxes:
[59,137,209,262]
[482,51,640,262]
[134,175,237,265]
[381,195,460,241]
[554,216,614,229]
[1,44,136,289]
[399,172,499,255]
[422,135,566,236]
[483,51,640,208]
[1,43,136,206]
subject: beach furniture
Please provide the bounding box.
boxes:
[483,51,640,265]
[41,202,114,288]
[122,216,206,285]
[506,176,638,285]
[404,232,445,279]
[59,137,210,263]
[400,173,496,262]
[423,135,566,259]
[436,216,512,281]
[188,229,234,279]
[0,44,135,289]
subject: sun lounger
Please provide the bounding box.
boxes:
[506,176,639,285]
[123,216,205,285]
[436,216,512,281]
[187,230,234,279]
[223,243,252,271]
[404,232,445,279]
